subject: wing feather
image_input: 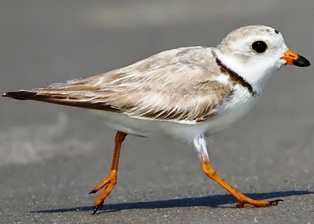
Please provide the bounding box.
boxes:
[5,47,232,122]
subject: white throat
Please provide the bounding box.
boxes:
[213,48,282,93]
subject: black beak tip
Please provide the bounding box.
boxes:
[293,55,311,67]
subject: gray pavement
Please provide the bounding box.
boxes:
[0,1,314,223]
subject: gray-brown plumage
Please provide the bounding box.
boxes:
[4,47,233,122]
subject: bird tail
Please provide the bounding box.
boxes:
[2,89,117,112]
[3,90,38,100]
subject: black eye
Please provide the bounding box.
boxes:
[251,41,268,53]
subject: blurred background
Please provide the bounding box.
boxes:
[0,1,313,223]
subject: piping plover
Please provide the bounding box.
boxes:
[3,25,310,214]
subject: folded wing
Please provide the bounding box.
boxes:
[3,47,232,122]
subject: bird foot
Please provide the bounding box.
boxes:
[89,171,117,214]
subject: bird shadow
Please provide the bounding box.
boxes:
[31,190,313,214]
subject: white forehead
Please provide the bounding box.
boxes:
[218,25,285,50]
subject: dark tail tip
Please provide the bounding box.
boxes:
[3,91,37,100]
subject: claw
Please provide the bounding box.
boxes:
[92,203,103,215]
[269,199,283,205]
[236,202,245,208]
[89,189,97,194]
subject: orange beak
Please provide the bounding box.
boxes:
[281,49,310,67]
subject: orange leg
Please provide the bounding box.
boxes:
[201,158,283,207]
[89,131,127,214]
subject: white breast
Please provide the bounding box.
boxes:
[203,85,257,135]
[94,85,257,142]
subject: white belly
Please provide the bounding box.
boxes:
[95,86,257,141]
